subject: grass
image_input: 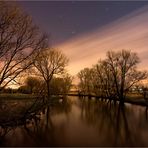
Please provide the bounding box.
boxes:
[0,93,37,100]
[124,93,148,106]
[0,92,147,127]
[126,93,144,101]
[0,94,46,127]
[2,93,145,117]
[0,93,66,127]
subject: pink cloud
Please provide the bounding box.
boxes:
[56,5,148,75]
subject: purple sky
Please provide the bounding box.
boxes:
[18,1,148,76]
[18,1,148,46]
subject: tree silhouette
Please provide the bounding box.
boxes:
[34,48,68,98]
[78,49,147,104]
[0,2,48,90]
[105,50,147,104]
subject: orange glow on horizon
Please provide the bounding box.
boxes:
[56,5,148,76]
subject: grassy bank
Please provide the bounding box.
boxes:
[0,93,37,100]
[0,94,67,127]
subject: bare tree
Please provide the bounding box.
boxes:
[77,68,94,95]
[24,76,41,94]
[105,49,147,104]
[92,60,116,99]
[78,61,116,99]
[77,50,147,104]
[0,2,48,90]
[49,74,73,95]
[33,48,68,98]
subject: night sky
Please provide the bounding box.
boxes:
[18,1,148,76]
[18,1,148,45]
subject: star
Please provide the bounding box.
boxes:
[71,31,76,34]
[59,15,64,20]
[105,7,109,12]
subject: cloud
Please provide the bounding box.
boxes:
[56,5,148,75]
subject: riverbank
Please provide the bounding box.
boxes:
[0,93,37,100]
[0,94,65,127]
[0,95,147,147]
[0,92,148,108]
[66,93,148,107]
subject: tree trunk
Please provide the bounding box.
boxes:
[120,74,125,105]
[119,94,125,105]
[46,80,50,100]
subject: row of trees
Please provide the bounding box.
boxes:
[78,50,147,104]
[19,74,72,96]
[0,2,71,99]
[1,2,147,104]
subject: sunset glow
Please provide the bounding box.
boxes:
[2,2,148,147]
[57,5,148,75]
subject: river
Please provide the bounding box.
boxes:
[0,96,148,146]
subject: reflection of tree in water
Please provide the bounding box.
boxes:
[0,127,13,145]
[0,110,43,146]
[79,98,146,146]
[0,97,72,146]
[23,106,55,146]
[1,97,148,146]
[23,98,72,146]
[114,105,132,146]
[145,107,148,120]
[49,97,72,115]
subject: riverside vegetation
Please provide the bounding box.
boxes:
[0,1,148,147]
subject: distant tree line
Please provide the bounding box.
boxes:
[18,74,72,97]
[78,50,147,104]
[1,2,148,105]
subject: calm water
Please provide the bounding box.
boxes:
[1,96,148,146]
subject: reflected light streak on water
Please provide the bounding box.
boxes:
[1,96,148,146]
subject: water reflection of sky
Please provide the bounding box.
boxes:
[1,97,148,146]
